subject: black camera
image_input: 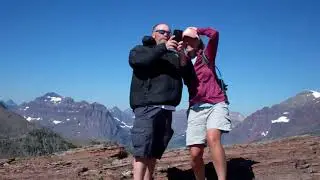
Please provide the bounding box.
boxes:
[173,29,183,42]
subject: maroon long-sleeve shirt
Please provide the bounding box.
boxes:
[187,27,226,107]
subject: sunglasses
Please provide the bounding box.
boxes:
[155,30,171,36]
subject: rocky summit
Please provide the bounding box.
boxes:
[0,135,319,180]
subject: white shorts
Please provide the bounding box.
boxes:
[186,101,232,146]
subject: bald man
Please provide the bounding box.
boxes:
[128,23,190,180]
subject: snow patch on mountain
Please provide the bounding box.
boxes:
[271,116,290,123]
[261,131,269,136]
[24,116,41,121]
[310,90,320,98]
[113,116,132,129]
[47,96,62,104]
[53,120,62,124]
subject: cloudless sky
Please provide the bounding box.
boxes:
[1,0,319,115]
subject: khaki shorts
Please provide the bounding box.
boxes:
[186,101,232,146]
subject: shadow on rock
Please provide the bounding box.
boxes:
[167,158,258,180]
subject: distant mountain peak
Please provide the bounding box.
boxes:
[79,100,90,105]
[298,90,320,98]
[0,101,7,109]
[5,99,17,106]
[110,106,122,112]
[91,102,107,111]
[43,92,62,98]
[92,102,104,106]
[39,92,64,104]
[0,99,17,108]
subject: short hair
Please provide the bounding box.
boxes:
[152,23,169,32]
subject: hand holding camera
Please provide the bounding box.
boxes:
[165,29,183,51]
[165,36,178,50]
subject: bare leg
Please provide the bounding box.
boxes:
[207,129,227,180]
[144,158,156,180]
[133,157,150,180]
[189,144,206,180]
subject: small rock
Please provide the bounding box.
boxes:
[121,170,132,177]
[111,159,122,166]
[300,163,310,169]
[51,162,58,165]
[110,147,128,159]
[309,168,314,173]
[0,160,6,166]
[77,167,89,175]
[3,163,9,166]
[7,158,15,164]
[156,166,168,173]
[82,169,99,176]
[88,170,99,174]
[0,158,16,166]
[51,161,72,167]
[62,161,72,166]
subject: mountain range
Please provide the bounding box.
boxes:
[223,90,320,144]
[0,103,75,158]
[2,90,319,149]
[10,92,132,147]
[0,99,17,109]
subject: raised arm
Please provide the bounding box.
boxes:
[197,27,219,64]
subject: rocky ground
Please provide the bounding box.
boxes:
[0,135,319,180]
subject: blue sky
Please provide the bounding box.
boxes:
[1,0,319,115]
